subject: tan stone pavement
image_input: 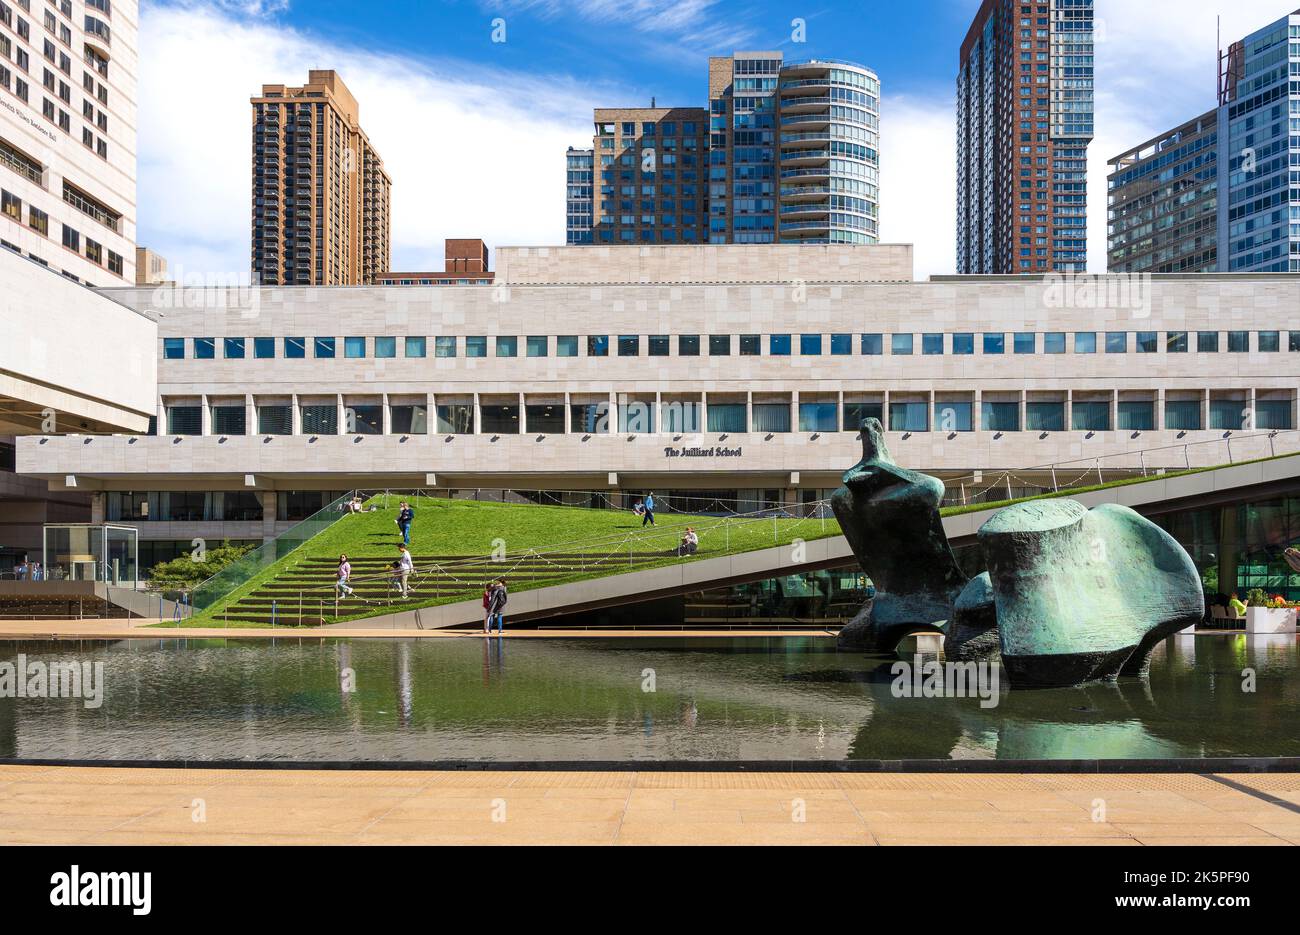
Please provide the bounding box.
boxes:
[1,765,1297,845]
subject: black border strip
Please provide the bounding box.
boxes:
[3,756,1299,773]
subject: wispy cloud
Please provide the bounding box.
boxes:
[485,0,759,55]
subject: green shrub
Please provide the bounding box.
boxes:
[147,541,256,591]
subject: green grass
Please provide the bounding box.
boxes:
[168,448,1300,629]
[174,495,841,628]
[939,448,1300,517]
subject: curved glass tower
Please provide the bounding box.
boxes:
[777,60,881,245]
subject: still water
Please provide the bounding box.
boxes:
[0,635,1296,762]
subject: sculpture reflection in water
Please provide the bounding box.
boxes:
[831,419,1205,688]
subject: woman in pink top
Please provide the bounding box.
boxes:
[336,554,354,598]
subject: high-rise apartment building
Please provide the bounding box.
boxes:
[251,70,391,286]
[1218,10,1300,273]
[569,52,879,246]
[957,0,1095,274]
[590,107,708,245]
[565,147,592,245]
[0,0,137,285]
[1106,112,1219,274]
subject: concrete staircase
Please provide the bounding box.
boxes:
[212,553,671,626]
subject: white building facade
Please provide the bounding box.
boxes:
[13,244,1300,568]
[0,0,137,286]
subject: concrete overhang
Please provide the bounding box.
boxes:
[0,249,157,435]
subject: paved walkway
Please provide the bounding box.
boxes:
[1,765,1296,845]
[0,619,837,640]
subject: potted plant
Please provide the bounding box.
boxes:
[1245,588,1298,634]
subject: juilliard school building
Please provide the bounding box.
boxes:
[13,244,1300,589]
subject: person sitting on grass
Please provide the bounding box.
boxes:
[677,527,698,557]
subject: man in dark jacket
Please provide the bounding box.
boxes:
[396,501,415,545]
[487,578,508,634]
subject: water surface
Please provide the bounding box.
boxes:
[0,635,1295,762]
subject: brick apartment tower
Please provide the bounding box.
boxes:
[956,0,1094,274]
[251,70,392,285]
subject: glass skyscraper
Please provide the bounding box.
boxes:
[1218,10,1300,272]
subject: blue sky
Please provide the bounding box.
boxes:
[269,0,974,103]
[137,1,1291,279]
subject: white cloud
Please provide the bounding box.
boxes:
[139,3,618,275]
[878,95,956,279]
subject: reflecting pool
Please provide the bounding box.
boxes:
[0,634,1296,762]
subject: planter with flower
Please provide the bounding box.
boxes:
[1244,589,1298,634]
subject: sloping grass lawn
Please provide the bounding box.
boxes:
[174,495,842,627]
[171,449,1300,628]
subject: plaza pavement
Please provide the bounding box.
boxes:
[0,765,1296,845]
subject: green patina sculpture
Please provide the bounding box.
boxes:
[831,419,967,652]
[947,572,999,662]
[979,500,1203,687]
[833,424,1205,687]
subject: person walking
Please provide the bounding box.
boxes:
[481,582,494,635]
[642,492,656,527]
[487,577,508,634]
[395,501,415,546]
[395,544,414,598]
[335,554,355,599]
[14,560,27,581]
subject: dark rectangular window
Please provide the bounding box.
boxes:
[830,333,852,356]
[617,334,640,356]
[800,334,822,355]
[1136,332,1158,353]
[253,337,275,359]
[1166,331,1188,353]
[648,335,670,357]
[739,334,761,355]
[587,335,609,356]
[257,405,292,435]
[1044,332,1066,354]
[301,405,337,434]
[162,338,184,359]
[1227,331,1249,353]
[211,405,246,435]
[1196,331,1219,353]
[1105,332,1127,354]
[952,333,974,355]
[1013,332,1036,354]
[314,337,335,358]
[922,333,943,355]
[860,333,882,355]
[709,334,731,355]
[284,337,306,358]
[166,406,201,435]
[983,333,1005,355]
[678,334,700,356]
[390,405,428,435]
[769,334,791,356]
[194,337,215,359]
[344,404,382,435]
[224,337,245,359]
